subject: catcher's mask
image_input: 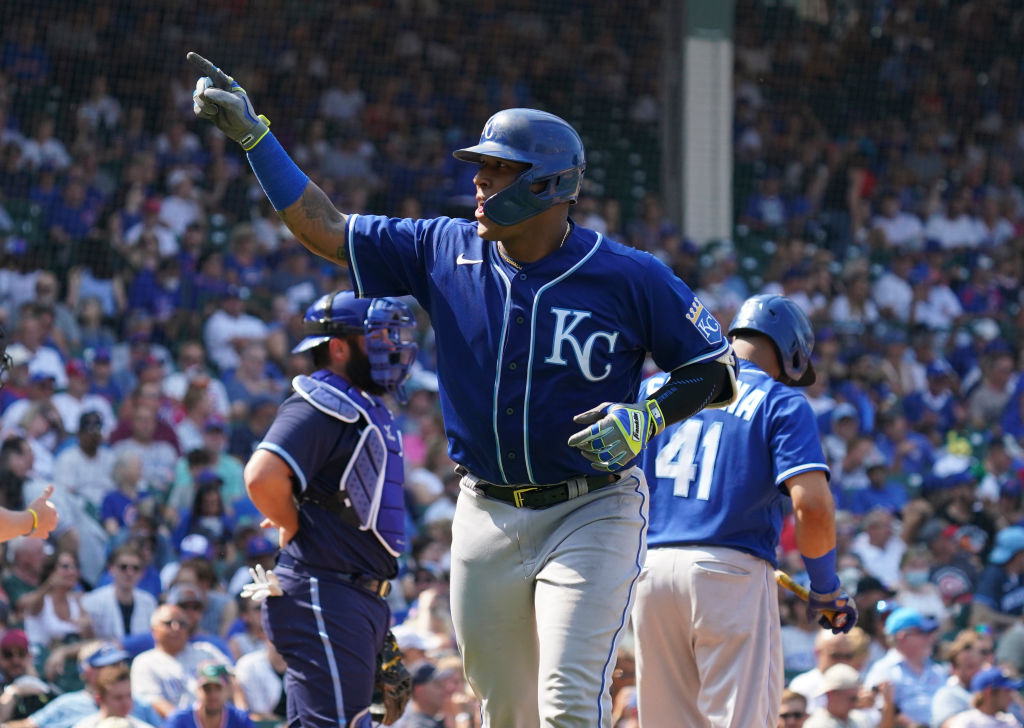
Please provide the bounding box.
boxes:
[294,291,418,404]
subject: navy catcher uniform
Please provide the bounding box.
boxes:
[191,54,738,728]
[634,295,858,728]
[243,291,417,728]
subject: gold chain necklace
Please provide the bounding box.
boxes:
[497,223,571,270]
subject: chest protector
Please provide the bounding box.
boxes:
[292,371,407,556]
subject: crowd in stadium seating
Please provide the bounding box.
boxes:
[0,0,1023,726]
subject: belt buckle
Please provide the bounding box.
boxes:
[512,486,541,508]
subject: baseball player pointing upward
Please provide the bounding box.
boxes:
[634,294,858,728]
[190,53,737,728]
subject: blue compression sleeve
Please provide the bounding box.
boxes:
[246,132,309,211]
[803,549,840,594]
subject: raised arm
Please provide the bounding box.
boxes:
[187,52,350,265]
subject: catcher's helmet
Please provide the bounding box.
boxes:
[728,294,816,386]
[293,290,419,403]
[453,108,586,226]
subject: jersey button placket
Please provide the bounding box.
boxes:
[508,362,517,370]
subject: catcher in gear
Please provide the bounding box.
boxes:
[241,291,417,728]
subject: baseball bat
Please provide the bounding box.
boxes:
[774,569,848,630]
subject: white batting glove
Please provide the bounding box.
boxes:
[240,564,283,603]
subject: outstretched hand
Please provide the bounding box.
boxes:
[187,52,270,150]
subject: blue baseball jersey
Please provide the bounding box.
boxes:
[641,359,829,565]
[257,392,398,578]
[345,215,728,485]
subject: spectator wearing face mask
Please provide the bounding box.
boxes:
[894,546,949,633]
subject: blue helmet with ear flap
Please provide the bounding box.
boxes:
[292,290,419,404]
[453,108,586,226]
[728,294,816,386]
[292,290,371,354]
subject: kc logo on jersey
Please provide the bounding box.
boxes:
[685,299,722,345]
[545,307,619,382]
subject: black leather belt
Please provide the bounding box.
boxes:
[465,470,621,510]
[276,553,391,598]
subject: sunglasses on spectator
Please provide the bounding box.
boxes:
[116,563,141,573]
[0,649,27,659]
[828,652,854,660]
[180,601,204,611]
[779,712,806,720]
[160,619,189,629]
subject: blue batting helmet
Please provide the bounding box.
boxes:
[453,108,586,226]
[292,291,419,403]
[728,294,816,386]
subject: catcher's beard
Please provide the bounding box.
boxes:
[346,337,385,396]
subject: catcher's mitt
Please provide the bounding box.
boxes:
[369,630,411,725]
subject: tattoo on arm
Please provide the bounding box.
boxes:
[279,184,349,264]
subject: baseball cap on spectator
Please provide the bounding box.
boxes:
[989,527,1024,565]
[391,623,441,654]
[82,642,130,670]
[0,629,28,651]
[79,411,104,433]
[195,469,223,487]
[92,347,112,364]
[133,354,161,375]
[884,607,937,636]
[5,343,30,368]
[66,359,89,379]
[832,403,857,425]
[167,169,191,190]
[27,360,57,383]
[179,533,214,560]
[916,518,950,544]
[167,583,205,607]
[925,359,953,379]
[908,263,931,285]
[246,535,276,559]
[855,575,894,598]
[410,662,439,686]
[971,318,1000,342]
[971,667,1024,693]
[197,661,231,687]
[203,416,227,433]
[818,663,861,694]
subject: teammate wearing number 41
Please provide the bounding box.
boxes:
[634,294,858,728]
[189,51,738,728]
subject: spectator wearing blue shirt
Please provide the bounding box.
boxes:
[845,451,908,516]
[864,607,948,726]
[903,359,959,437]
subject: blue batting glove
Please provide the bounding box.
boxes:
[807,587,858,634]
[567,400,666,471]
[188,52,271,151]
